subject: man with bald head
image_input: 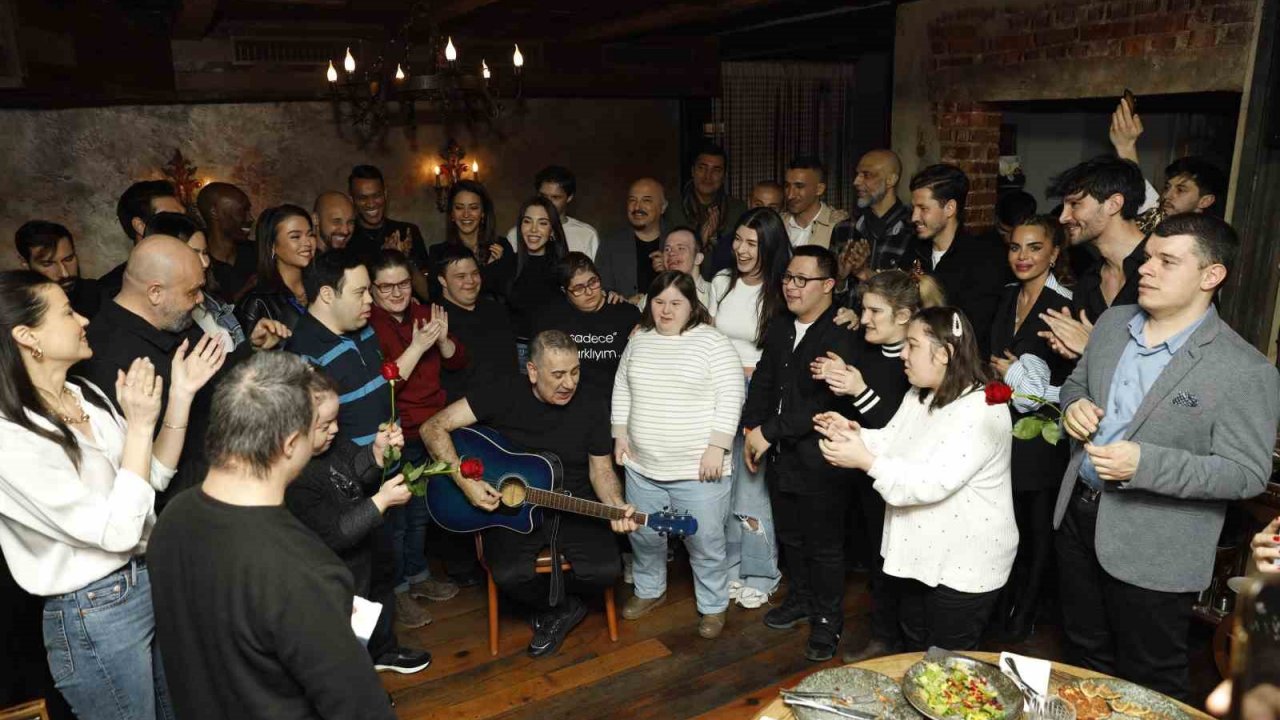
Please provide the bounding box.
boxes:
[76,234,242,509]
[197,182,257,302]
[312,191,357,253]
[829,150,914,306]
[596,177,668,300]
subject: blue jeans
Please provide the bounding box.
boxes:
[390,439,433,593]
[42,559,174,720]
[625,467,731,614]
[724,378,781,592]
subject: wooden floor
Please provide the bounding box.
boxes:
[378,555,1222,720]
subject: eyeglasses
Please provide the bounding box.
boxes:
[566,276,601,297]
[374,280,412,296]
[781,273,831,288]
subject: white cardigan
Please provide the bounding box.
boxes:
[863,389,1017,593]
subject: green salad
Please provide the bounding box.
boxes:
[916,662,1006,720]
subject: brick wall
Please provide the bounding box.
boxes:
[911,0,1258,228]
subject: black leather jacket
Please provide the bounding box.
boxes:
[235,287,306,338]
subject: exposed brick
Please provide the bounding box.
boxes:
[969,191,999,207]
[938,55,977,68]
[1149,33,1178,50]
[1187,27,1217,48]
[1045,45,1069,58]
[1164,0,1192,11]
[1213,5,1254,23]
[1147,13,1189,33]
[948,35,983,54]
[1121,36,1148,55]
[1035,27,1080,46]
[971,128,1001,144]
[1132,0,1161,14]
[945,145,972,160]
[1083,4,1106,23]
[940,24,978,42]
[1053,6,1079,26]
[1218,22,1254,46]
[1083,20,1135,40]
[1105,1,1134,20]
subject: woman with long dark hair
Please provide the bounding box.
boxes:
[707,207,790,609]
[0,270,224,718]
[613,271,743,638]
[987,214,1075,641]
[236,204,315,336]
[507,196,570,349]
[815,307,1016,650]
[426,180,514,300]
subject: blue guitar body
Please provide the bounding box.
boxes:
[425,426,559,534]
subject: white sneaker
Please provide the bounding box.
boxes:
[728,580,744,600]
[736,586,771,609]
[622,554,634,584]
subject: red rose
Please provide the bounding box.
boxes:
[984,380,1014,405]
[381,361,401,382]
[459,457,484,479]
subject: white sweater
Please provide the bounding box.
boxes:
[611,324,745,480]
[708,271,763,369]
[862,389,1017,593]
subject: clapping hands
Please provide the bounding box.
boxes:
[170,335,227,401]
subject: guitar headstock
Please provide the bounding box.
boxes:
[646,509,698,538]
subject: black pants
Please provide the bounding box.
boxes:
[484,512,621,613]
[1001,487,1056,623]
[770,480,851,627]
[851,479,900,647]
[886,574,1000,651]
[1056,488,1196,701]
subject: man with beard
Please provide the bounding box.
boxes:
[783,157,849,250]
[907,163,1005,356]
[348,165,431,301]
[1109,97,1227,219]
[1038,157,1148,360]
[664,144,747,277]
[76,235,240,509]
[196,182,257,303]
[829,150,914,306]
[15,220,101,318]
[313,191,357,253]
[597,177,668,301]
[99,181,186,301]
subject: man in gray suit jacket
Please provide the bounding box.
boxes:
[1056,213,1279,700]
[596,177,668,302]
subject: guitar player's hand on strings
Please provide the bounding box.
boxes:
[459,472,501,511]
[610,504,639,535]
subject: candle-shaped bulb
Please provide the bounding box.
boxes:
[434,165,441,176]
[445,37,457,62]
[471,160,479,174]
[326,61,338,83]
[343,47,356,73]
[482,59,490,79]
[513,44,524,68]
[395,64,405,80]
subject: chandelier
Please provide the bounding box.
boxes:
[324,1,524,140]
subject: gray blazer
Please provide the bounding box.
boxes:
[596,224,668,298]
[1055,304,1279,593]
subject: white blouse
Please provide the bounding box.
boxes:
[862,389,1017,593]
[0,381,175,595]
[708,271,763,369]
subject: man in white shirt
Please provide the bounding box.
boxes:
[659,228,712,309]
[783,157,849,249]
[505,165,599,259]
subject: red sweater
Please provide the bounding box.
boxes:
[368,303,468,435]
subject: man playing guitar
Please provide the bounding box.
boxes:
[420,329,638,657]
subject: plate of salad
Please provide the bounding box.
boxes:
[902,657,1023,720]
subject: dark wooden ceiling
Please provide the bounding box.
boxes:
[0,0,895,107]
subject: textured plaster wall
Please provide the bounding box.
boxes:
[0,99,681,277]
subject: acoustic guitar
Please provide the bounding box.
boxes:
[425,426,698,538]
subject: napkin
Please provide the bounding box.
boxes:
[999,651,1050,695]
[351,595,383,646]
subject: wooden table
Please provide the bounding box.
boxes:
[751,651,1211,720]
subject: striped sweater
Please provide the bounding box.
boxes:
[611,324,745,481]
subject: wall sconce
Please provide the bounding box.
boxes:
[432,138,480,212]
[162,149,204,210]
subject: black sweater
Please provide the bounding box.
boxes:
[845,335,910,430]
[149,490,395,720]
[440,296,520,403]
[742,304,859,495]
[285,441,385,592]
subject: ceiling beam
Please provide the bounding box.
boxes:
[569,0,788,42]
[430,0,504,25]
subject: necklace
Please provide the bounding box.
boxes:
[37,386,89,425]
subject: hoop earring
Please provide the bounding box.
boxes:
[31,345,44,361]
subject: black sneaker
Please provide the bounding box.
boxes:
[763,594,810,630]
[805,617,841,662]
[374,647,433,674]
[527,595,587,658]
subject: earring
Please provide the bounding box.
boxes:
[31,345,44,361]
[1050,260,1057,269]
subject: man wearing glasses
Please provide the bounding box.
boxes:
[742,246,859,663]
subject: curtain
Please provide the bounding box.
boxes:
[714,61,859,212]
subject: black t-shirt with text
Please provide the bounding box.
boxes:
[533,299,639,397]
[466,377,611,500]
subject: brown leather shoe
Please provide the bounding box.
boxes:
[698,611,727,639]
[622,592,666,620]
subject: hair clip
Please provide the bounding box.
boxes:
[951,312,963,338]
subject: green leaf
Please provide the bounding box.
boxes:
[422,460,451,474]
[1012,416,1045,440]
[387,446,401,463]
[405,476,426,496]
[1040,421,1062,446]
[404,463,425,482]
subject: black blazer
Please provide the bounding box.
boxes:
[913,231,1007,357]
[990,283,1075,492]
[742,304,859,495]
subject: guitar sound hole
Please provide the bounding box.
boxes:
[498,477,527,507]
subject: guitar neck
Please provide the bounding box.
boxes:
[522,486,649,526]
